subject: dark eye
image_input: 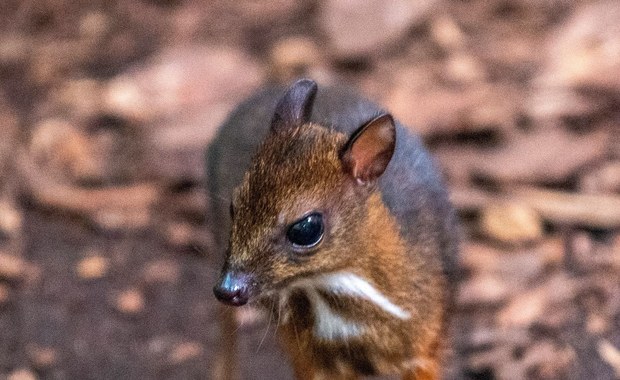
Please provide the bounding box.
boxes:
[229,203,234,217]
[286,213,324,248]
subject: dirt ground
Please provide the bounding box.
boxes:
[0,0,619,379]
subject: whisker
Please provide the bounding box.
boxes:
[275,298,283,336]
[292,317,302,354]
[257,308,273,353]
[232,310,245,334]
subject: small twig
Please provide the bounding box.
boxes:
[512,186,620,229]
[450,186,620,229]
[16,149,160,215]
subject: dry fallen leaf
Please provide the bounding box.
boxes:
[114,289,145,315]
[76,256,110,280]
[0,252,26,281]
[598,340,620,378]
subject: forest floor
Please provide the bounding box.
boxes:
[0,0,619,379]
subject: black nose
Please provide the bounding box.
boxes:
[213,271,255,306]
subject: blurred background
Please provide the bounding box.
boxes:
[0,0,619,379]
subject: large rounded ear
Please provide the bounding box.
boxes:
[271,79,318,133]
[341,113,396,185]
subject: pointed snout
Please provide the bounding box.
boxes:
[213,270,256,306]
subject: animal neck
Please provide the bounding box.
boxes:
[351,191,413,291]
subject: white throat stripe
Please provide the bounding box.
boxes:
[319,272,411,320]
[305,287,363,340]
[278,271,411,341]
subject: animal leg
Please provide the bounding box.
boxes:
[212,304,238,380]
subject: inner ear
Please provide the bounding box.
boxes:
[341,113,396,184]
[271,79,318,133]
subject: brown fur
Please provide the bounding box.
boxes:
[209,80,458,380]
[227,124,445,379]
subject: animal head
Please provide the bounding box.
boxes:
[213,79,396,306]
